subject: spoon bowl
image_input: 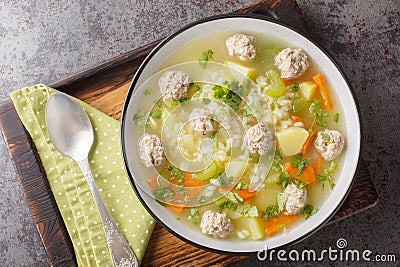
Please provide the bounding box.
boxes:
[45,92,93,161]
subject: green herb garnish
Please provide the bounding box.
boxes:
[133,110,149,128]
[193,83,201,92]
[241,105,255,117]
[190,208,201,224]
[318,162,337,190]
[238,206,259,217]
[262,205,280,220]
[150,109,162,119]
[224,191,243,204]
[292,180,309,189]
[277,171,290,189]
[212,80,244,112]
[309,101,328,128]
[300,204,318,219]
[163,165,185,183]
[277,193,285,212]
[154,98,163,108]
[199,49,214,68]
[332,113,340,123]
[210,131,217,141]
[289,153,309,176]
[153,186,174,203]
[290,83,300,92]
[144,89,152,95]
[176,185,185,195]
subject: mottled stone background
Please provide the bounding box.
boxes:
[0,0,399,266]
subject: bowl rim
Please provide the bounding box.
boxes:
[120,13,362,255]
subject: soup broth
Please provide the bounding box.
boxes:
[132,30,346,241]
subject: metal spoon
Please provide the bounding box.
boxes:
[46,92,138,267]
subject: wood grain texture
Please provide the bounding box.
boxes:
[0,1,378,266]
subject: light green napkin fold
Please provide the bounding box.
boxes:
[10,84,155,266]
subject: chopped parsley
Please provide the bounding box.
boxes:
[321,132,333,144]
[150,109,162,119]
[290,83,300,92]
[272,150,285,173]
[241,105,255,117]
[190,208,201,224]
[300,204,318,219]
[212,80,244,112]
[309,101,328,128]
[154,98,163,108]
[292,179,309,189]
[153,186,174,204]
[262,193,285,220]
[175,185,185,195]
[238,206,259,217]
[133,110,149,128]
[277,171,290,189]
[262,205,281,220]
[162,165,185,183]
[332,113,340,123]
[144,88,152,95]
[318,162,337,190]
[289,153,309,176]
[217,201,237,212]
[210,131,217,141]
[199,49,214,68]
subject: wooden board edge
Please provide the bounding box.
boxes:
[0,99,78,267]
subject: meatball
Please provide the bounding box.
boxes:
[314,129,344,161]
[283,183,307,215]
[226,33,256,61]
[138,133,166,167]
[244,123,274,156]
[274,48,310,80]
[188,108,214,135]
[200,210,233,238]
[158,70,190,100]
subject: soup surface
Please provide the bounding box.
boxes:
[132,31,346,241]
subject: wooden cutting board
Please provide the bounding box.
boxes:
[0,1,378,266]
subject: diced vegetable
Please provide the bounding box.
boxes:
[302,131,316,155]
[251,184,282,211]
[291,115,304,123]
[265,213,297,236]
[299,81,317,100]
[225,60,254,78]
[231,189,255,202]
[285,163,316,186]
[264,70,286,97]
[292,97,310,117]
[182,172,206,187]
[276,127,309,156]
[225,161,247,181]
[313,74,333,110]
[233,217,265,240]
[193,161,218,181]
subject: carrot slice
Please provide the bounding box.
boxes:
[313,74,333,110]
[298,165,316,186]
[166,194,185,213]
[291,115,304,123]
[284,163,316,186]
[302,131,316,155]
[266,213,297,236]
[281,78,292,86]
[232,189,256,201]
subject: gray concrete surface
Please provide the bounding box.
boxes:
[0,0,399,266]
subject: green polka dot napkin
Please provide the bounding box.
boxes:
[10,84,155,266]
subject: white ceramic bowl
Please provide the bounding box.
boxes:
[121,14,361,254]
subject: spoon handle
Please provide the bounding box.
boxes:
[77,158,138,267]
